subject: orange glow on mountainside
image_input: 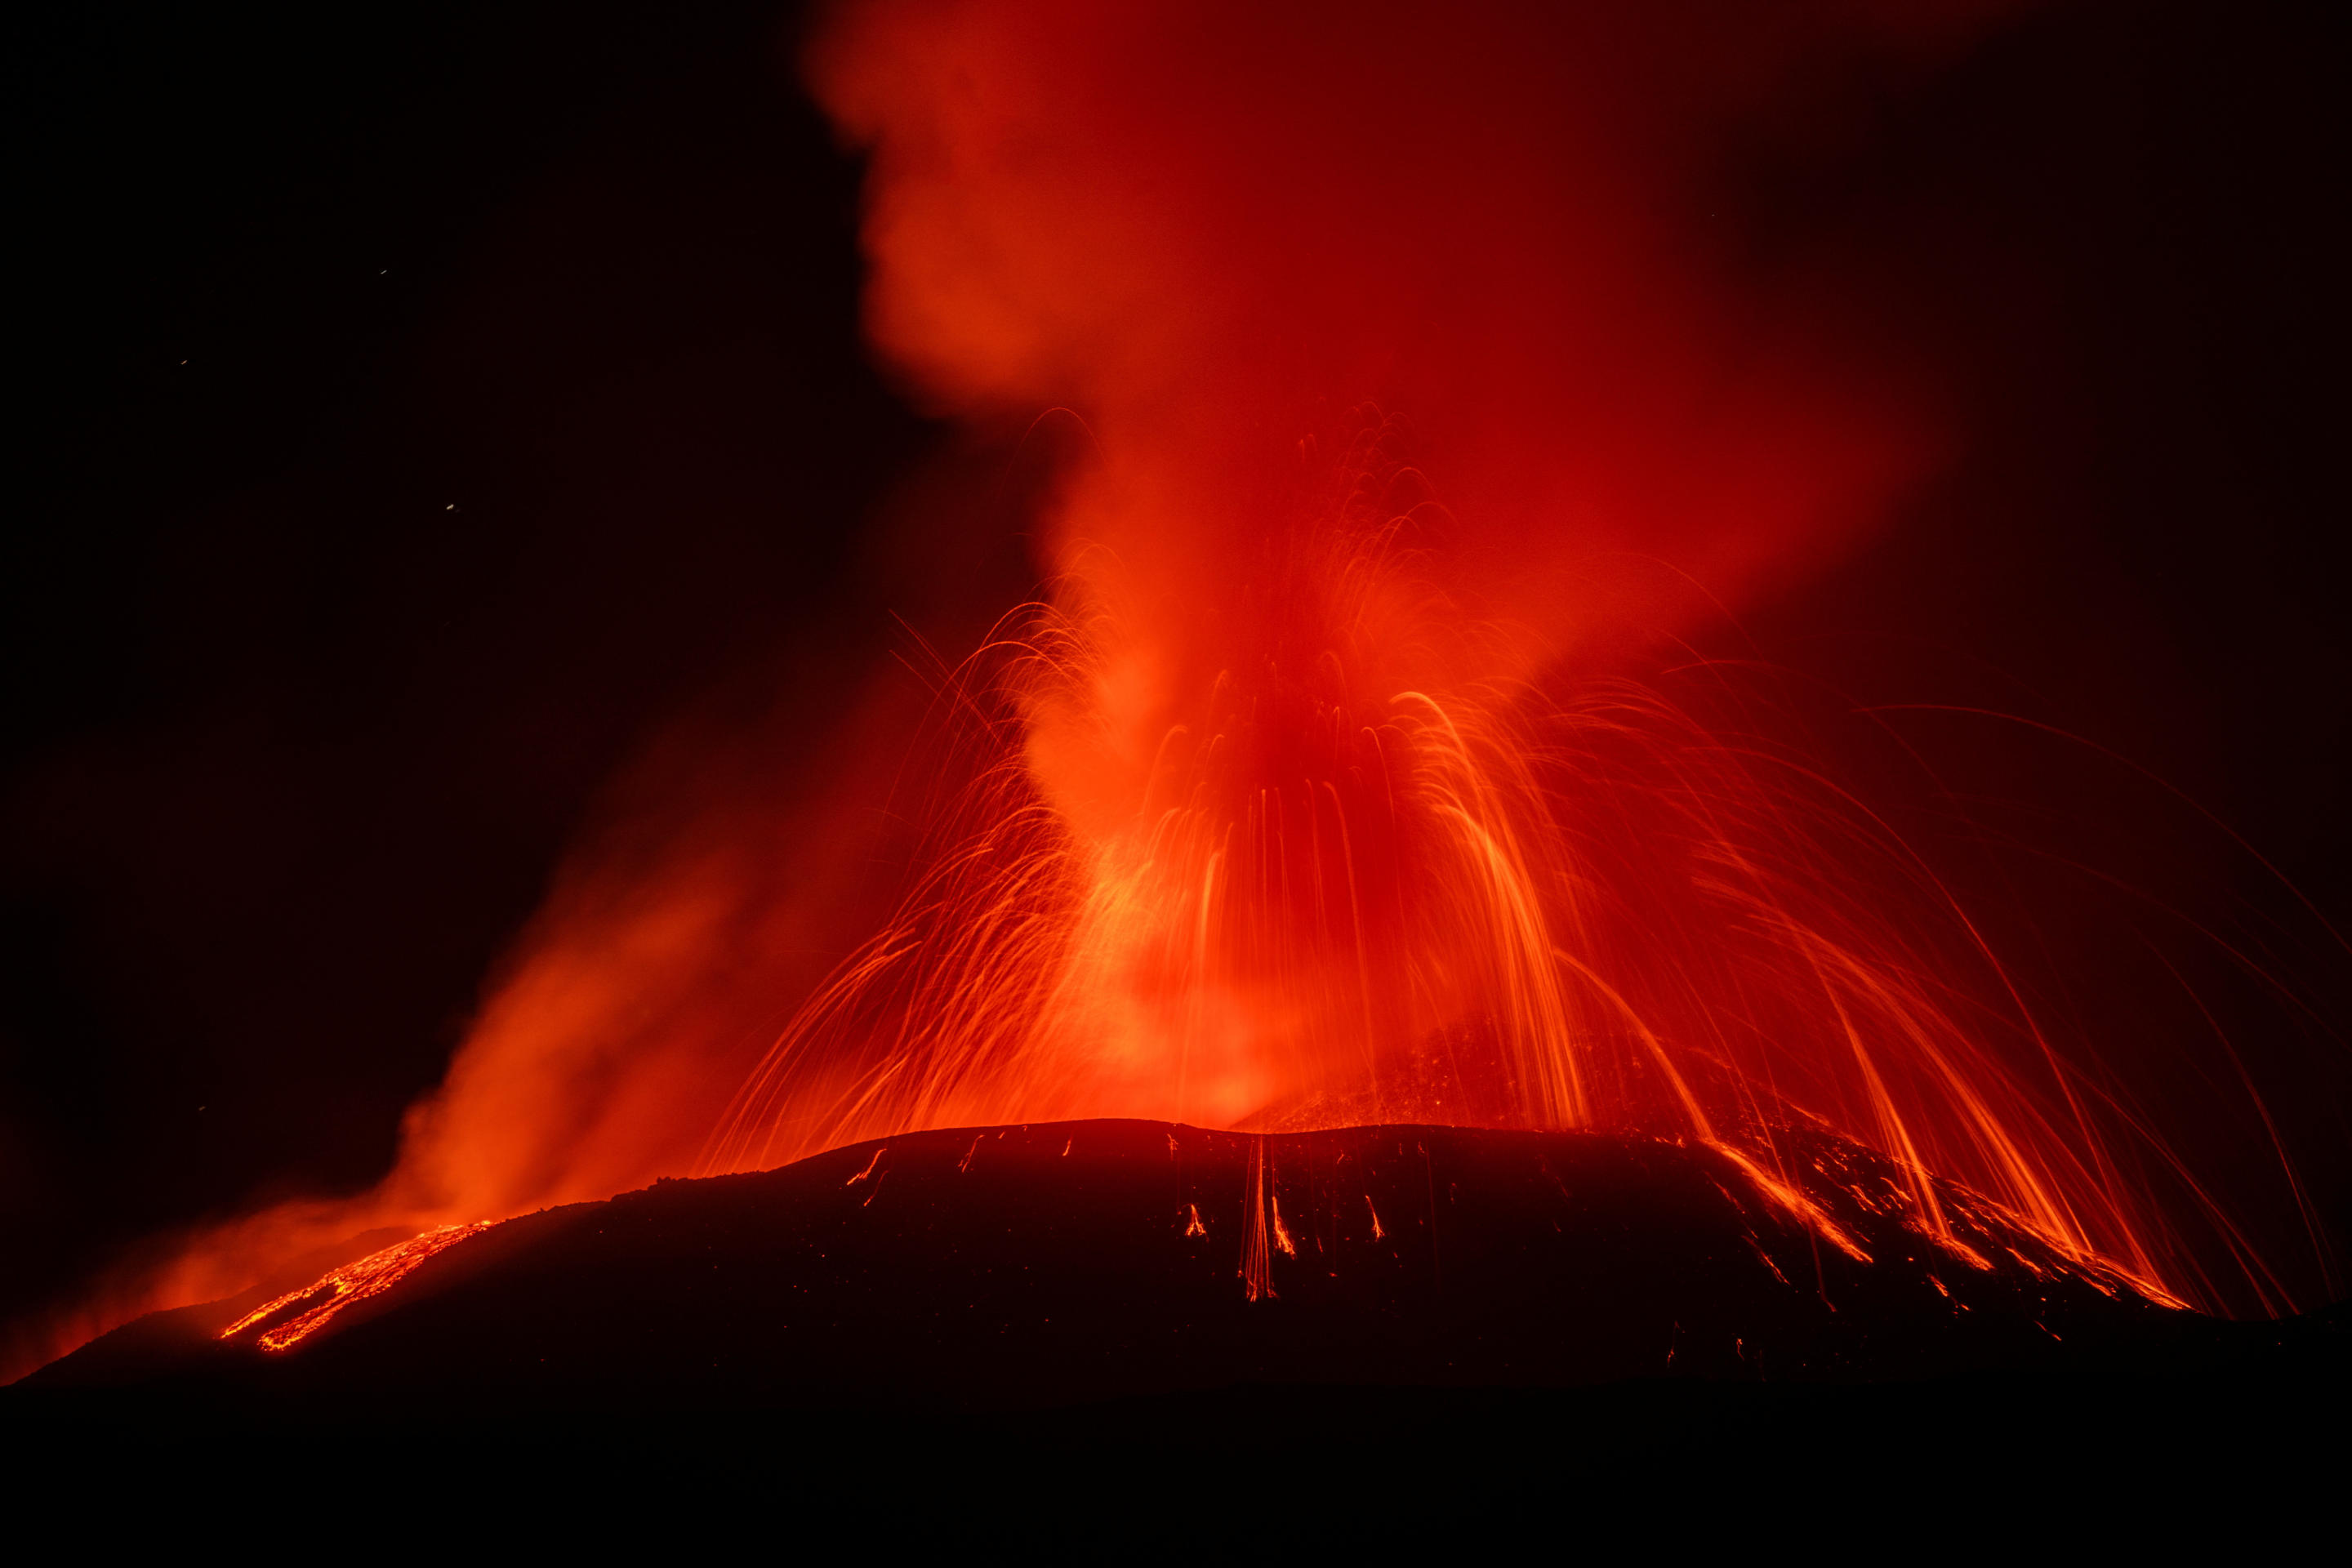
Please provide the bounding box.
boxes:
[218,1223,492,1353]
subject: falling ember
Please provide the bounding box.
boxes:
[1183,1203,1207,1238]
[1241,1137,1276,1301]
[219,1223,492,1353]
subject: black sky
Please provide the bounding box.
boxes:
[5,0,2348,1334]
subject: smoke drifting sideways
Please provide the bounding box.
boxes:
[8,0,2322,1380]
[0,666,929,1382]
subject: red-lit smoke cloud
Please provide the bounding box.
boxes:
[814,0,2009,644]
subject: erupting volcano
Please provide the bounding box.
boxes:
[688,0,2218,1312]
[11,1,2347,1481]
[702,425,2188,1309]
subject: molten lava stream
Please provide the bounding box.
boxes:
[219,1223,493,1352]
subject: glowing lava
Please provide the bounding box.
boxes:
[219,1223,492,1352]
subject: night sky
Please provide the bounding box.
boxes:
[6,0,2347,1339]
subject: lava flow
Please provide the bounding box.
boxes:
[218,1223,492,1353]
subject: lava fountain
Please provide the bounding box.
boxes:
[703,420,2182,1303]
[700,0,2197,1301]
